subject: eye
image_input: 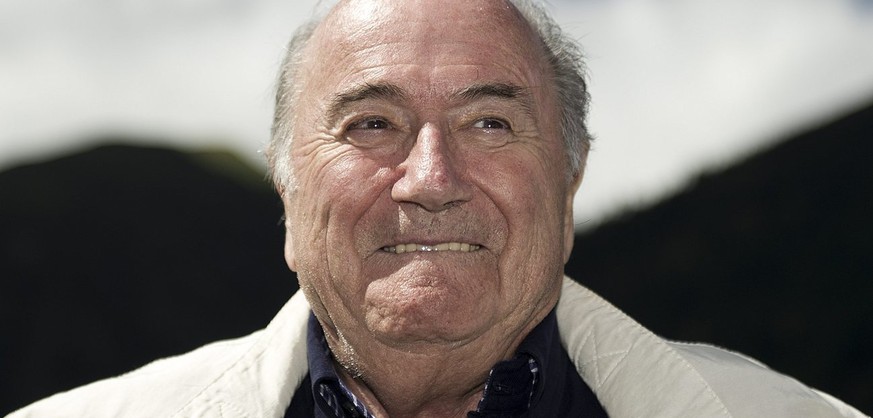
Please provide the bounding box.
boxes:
[342,116,405,150]
[472,118,510,130]
[349,117,391,130]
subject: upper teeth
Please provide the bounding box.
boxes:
[382,242,481,254]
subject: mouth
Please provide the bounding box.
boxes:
[381,242,482,254]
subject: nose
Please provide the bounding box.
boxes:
[391,123,472,211]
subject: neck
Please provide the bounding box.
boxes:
[336,358,484,418]
[321,310,550,418]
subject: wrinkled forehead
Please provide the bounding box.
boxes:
[320,0,532,37]
[297,0,552,110]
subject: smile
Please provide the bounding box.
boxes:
[381,242,481,254]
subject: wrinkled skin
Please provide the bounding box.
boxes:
[281,0,582,415]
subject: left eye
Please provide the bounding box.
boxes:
[472,118,510,130]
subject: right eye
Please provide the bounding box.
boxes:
[342,116,406,150]
[349,117,391,130]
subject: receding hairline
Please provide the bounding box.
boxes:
[268,0,592,191]
[294,0,556,128]
[302,0,549,68]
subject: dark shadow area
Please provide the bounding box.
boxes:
[1,97,871,414]
[0,142,294,414]
[567,101,873,414]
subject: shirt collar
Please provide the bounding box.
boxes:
[306,309,562,418]
[515,308,558,408]
[306,314,375,418]
[472,309,558,416]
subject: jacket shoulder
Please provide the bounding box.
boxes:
[6,332,262,418]
[557,277,868,417]
[8,290,313,418]
[668,341,868,418]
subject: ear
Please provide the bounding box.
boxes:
[285,220,297,272]
[276,183,300,272]
[562,170,584,264]
[283,214,298,272]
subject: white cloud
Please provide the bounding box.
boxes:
[0,0,320,167]
[558,0,873,227]
[1,0,872,227]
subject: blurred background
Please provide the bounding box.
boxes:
[1,0,871,414]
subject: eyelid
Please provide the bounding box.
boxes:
[471,117,511,130]
[346,116,392,130]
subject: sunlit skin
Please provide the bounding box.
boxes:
[280,0,583,416]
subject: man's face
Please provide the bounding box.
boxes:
[283,0,581,350]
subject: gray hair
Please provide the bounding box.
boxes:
[265,0,592,194]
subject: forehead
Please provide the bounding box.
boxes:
[301,0,550,102]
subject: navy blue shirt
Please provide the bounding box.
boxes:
[285,310,607,417]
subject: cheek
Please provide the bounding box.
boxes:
[288,151,397,316]
[294,149,380,212]
[288,148,398,266]
[480,150,567,225]
[477,148,569,267]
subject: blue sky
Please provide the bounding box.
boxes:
[2,0,872,227]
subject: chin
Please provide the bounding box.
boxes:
[363,285,496,346]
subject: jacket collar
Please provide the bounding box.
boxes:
[556,278,730,417]
[192,277,729,417]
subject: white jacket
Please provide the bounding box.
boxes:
[8,278,866,418]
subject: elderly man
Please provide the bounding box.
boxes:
[9,0,866,417]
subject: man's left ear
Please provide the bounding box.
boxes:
[563,170,584,263]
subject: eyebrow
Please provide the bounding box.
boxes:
[453,82,536,119]
[327,82,407,123]
[325,81,534,123]
[453,83,525,102]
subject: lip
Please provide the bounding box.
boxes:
[381,242,482,254]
